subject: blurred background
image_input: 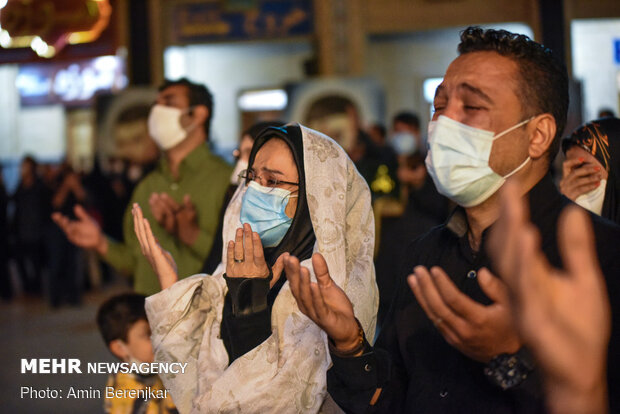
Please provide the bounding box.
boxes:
[0,0,619,412]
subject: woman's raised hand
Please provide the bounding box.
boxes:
[226,223,271,277]
[132,203,178,290]
[284,253,361,352]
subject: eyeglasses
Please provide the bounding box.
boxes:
[238,169,299,189]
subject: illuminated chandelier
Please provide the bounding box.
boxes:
[0,0,112,58]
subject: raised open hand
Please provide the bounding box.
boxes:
[284,252,360,351]
[408,264,520,363]
[132,203,178,290]
[175,194,200,246]
[226,223,270,280]
[559,158,602,201]
[148,192,178,234]
[489,181,610,414]
[52,205,107,255]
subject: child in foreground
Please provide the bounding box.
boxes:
[97,293,177,414]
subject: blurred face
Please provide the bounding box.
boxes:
[154,84,195,131]
[20,160,34,178]
[433,51,531,176]
[393,121,418,135]
[123,319,154,363]
[250,138,299,218]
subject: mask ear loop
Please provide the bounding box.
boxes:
[493,116,536,139]
[182,106,200,134]
[497,116,536,179]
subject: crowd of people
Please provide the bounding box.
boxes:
[0,154,151,305]
[1,25,619,414]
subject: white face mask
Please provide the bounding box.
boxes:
[425,115,533,207]
[575,179,607,215]
[147,104,196,150]
[390,132,417,155]
[230,158,249,185]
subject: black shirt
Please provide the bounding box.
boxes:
[327,173,620,413]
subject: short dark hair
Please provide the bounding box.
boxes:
[393,111,420,130]
[159,78,214,137]
[457,26,569,163]
[96,293,147,345]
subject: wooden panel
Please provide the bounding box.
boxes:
[364,0,539,34]
[565,0,620,20]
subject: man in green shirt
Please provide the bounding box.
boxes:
[53,79,232,295]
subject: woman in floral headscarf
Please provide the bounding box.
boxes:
[132,124,378,413]
[560,117,620,224]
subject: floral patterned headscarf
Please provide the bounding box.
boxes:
[145,124,378,413]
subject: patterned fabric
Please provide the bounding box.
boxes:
[562,120,611,172]
[145,124,378,414]
[104,372,177,414]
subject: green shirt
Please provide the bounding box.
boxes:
[103,144,233,295]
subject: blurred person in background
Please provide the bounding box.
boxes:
[202,120,285,274]
[374,113,450,323]
[598,108,615,119]
[389,111,423,157]
[560,117,620,225]
[97,293,177,413]
[11,155,47,294]
[0,167,11,300]
[46,161,87,307]
[53,78,232,295]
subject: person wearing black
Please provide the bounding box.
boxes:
[12,156,47,294]
[560,117,620,225]
[46,162,87,306]
[284,27,620,413]
[0,167,11,300]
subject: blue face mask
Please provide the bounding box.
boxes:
[240,181,298,248]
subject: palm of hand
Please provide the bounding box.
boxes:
[132,203,179,290]
[226,225,270,279]
[517,266,609,390]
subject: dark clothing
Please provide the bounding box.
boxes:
[375,174,451,324]
[0,182,12,299]
[601,118,620,224]
[219,125,316,365]
[46,171,85,306]
[12,179,48,293]
[327,173,620,413]
[563,117,620,225]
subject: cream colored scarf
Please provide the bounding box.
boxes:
[145,125,378,413]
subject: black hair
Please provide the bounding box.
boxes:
[393,112,420,130]
[244,120,286,141]
[159,78,214,137]
[21,155,37,168]
[458,26,569,163]
[370,123,387,139]
[96,293,147,345]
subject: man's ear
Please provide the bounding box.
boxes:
[109,339,129,361]
[190,105,209,125]
[528,113,557,160]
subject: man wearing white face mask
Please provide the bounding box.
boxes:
[285,27,620,413]
[53,78,232,295]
